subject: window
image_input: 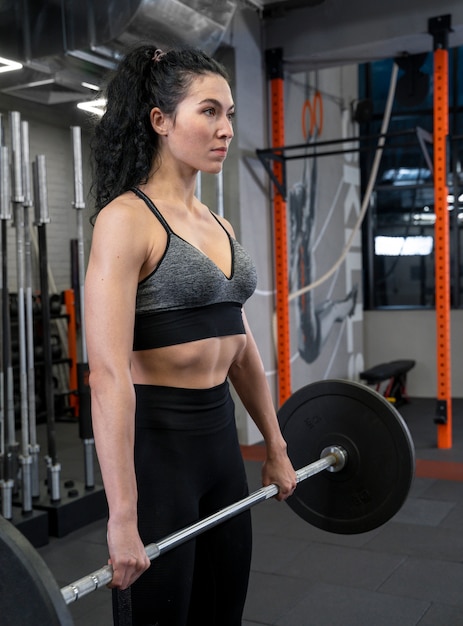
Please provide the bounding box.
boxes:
[360,51,463,309]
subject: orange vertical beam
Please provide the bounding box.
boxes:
[266,48,291,405]
[429,16,452,448]
[64,288,79,418]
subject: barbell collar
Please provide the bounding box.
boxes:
[320,446,347,473]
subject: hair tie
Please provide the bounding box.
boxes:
[152,49,166,63]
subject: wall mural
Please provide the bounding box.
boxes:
[287,83,360,371]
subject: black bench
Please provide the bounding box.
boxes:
[360,359,415,406]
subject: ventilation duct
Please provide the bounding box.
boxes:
[0,0,238,105]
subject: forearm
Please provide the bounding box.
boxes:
[90,372,138,523]
[229,347,296,500]
[229,359,286,454]
[228,328,287,456]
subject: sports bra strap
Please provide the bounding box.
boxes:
[131,187,172,233]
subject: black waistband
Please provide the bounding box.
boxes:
[134,380,234,430]
[133,302,245,350]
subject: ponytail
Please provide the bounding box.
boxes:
[90,44,229,220]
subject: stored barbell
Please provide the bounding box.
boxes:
[0,379,415,625]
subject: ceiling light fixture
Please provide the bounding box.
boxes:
[81,81,101,91]
[77,98,107,116]
[0,56,23,74]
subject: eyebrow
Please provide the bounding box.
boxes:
[198,98,235,112]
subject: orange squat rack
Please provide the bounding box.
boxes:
[429,16,453,448]
[266,48,291,406]
[63,288,79,418]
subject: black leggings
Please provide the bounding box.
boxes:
[113,381,252,626]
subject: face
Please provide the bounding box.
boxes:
[152,73,235,174]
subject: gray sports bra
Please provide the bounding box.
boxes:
[132,188,257,350]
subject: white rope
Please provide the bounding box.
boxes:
[289,62,399,302]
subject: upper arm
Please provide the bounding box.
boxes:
[84,201,150,376]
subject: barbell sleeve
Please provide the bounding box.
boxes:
[9,111,23,203]
[60,448,344,604]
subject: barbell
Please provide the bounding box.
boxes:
[0,379,415,625]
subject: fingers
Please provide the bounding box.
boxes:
[108,552,151,590]
[274,478,297,502]
[106,523,151,590]
[262,456,297,502]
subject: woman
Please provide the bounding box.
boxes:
[85,44,297,625]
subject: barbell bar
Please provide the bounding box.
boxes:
[61,445,347,604]
[0,379,415,626]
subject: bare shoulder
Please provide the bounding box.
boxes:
[93,191,148,232]
[89,192,153,262]
[90,190,166,278]
[93,191,164,247]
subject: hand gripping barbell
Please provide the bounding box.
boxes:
[0,379,415,626]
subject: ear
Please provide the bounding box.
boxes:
[150,107,170,135]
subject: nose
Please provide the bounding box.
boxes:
[218,115,234,140]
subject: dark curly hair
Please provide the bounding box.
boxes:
[90,44,230,219]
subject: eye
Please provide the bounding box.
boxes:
[204,107,216,117]
[227,111,235,123]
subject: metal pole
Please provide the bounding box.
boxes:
[70,126,95,490]
[0,118,4,481]
[216,171,224,217]
[0,135,16,519]
[70,126,87,363]
[61,448,345,604]
[33,154,61,501]
[21,120,40,499]
[195,171,202,202]
[10,111,33,514]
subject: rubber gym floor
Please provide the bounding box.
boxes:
[33,396,463,626]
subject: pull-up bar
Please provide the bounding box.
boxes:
[256,128,432,200]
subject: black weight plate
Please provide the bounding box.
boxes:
[278,379,415,534]
[0,515,73,625]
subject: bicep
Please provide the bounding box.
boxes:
[84,208,147,373]
[85,265,137,372]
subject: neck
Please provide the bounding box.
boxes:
[146,161,199,208]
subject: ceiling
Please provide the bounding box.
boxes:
[265,0,463,71]
[0,0,241,125]
[240,0,325,16]
[0,0,462,126]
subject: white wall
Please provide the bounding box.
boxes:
[364,310,463,398]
